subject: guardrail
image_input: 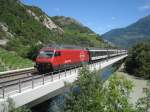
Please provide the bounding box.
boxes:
[0,66,79,98]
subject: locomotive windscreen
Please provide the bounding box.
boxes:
[38,50,54,58]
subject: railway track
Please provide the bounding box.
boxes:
[0,66,78,92]
[0,54,126,88]
[0,68,37,83]
[0,65,78,85]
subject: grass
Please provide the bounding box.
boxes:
[0,48,34,72]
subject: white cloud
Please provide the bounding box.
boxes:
[111,17,116,20]
[107,25,112,28]
[139,4,150,11]
[54,8,60,12]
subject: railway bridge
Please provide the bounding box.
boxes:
[0,54,127,110]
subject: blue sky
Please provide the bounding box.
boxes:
[21,0,150,34]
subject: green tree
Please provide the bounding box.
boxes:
[103,75,134,112]
[125,41,150,78]
[136,81,150,112]
[64,67,134,112]
[64,67,105,112]
[26,44,43,61]
[2,98,31,112]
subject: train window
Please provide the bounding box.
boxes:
[38,50,54,58]
[54,51,61,57]
[101,51,107,56]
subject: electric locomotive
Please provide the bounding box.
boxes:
[35,47,89,73]
[35,47,127,73]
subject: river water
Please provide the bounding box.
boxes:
[31,63,119,112]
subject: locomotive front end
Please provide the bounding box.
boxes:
[36,49,54,73]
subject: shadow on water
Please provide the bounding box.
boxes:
[31,95,65,112]
[31,60,124,112]
[101,65,114,80]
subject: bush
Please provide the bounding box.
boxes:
[26,44,43,61]
[125,41,150,78]
[136,81,150,112]
[64,67,134,112]
[0,48,33,72]
[2,98,31,112]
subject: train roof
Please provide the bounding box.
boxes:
[40,47,87,52]
[40,47,126,52]
[88,49,126,52]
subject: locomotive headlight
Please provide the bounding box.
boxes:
[40,51,44,54]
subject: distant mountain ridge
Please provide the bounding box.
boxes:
[102,15,150,47]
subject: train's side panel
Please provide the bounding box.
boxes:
[88,50,108,61]
[88,49,126,62]
[52,49,89,70]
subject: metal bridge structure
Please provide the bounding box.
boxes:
[0,53,127,111]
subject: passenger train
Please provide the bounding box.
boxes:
[35,47,127,73]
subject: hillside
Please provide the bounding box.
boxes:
[0,0,108,57]
[0,48,33,72]
[102,15,150,47]
[51,16,107,47]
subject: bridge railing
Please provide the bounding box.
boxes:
[0,66,81,99]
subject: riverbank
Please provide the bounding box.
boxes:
[116,64,148,105]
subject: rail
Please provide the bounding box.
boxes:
[0,66,79,98]
[0,67,36,79]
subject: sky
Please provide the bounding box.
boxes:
[21,0,150,34]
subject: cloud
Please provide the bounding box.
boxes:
[107,25,112,28]
[54,8,60,12]
[111,17,116,20]
[139,4,150,11]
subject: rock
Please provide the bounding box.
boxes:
[26,9,64,33]
[0,39,8,45]
[26,9,40,21]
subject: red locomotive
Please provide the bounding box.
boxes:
[35,47,127,73]
[36,47,89,72]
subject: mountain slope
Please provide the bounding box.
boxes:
[51,16,107,47]
[0,0,108,58]
[102,15,150,47]
[0,48,33,72]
